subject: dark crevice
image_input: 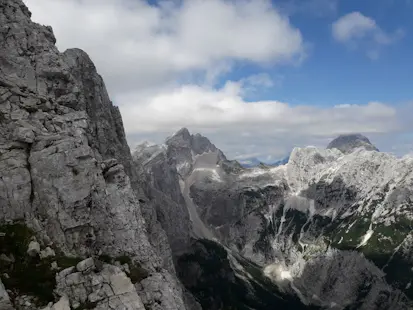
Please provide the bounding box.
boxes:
[25,143,35,204]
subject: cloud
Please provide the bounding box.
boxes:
[122,83,399,134]
[332,12,403,58]
[332,12,377,42]
[24,0,304,94]
[121,80,406,158]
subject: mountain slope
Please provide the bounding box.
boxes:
[133,129,313,309]
[136,128,413,309]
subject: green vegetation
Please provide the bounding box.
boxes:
[76,301,98,310]
[331,217,371,249]
[0,222,85,307]
[329,208,413,299]
[54,250,83,269]
[98,254,112,263]
[128,263,150,284]
[177,239,317,310]
[115,255,132,265]
[0,223,55,306]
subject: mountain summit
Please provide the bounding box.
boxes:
[327,133,379,154]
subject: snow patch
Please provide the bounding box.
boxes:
[193,167,222,182]
[264,264,293,282]
[239,166,284,179]
[357,224,374,248]
[345,220,357,233]
[176,161,191,173]
[264,204,277,223]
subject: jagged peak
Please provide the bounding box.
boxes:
[166,128,217,154]
[132,140,160,155]
[327,133,379,154]
[168,127,191,141]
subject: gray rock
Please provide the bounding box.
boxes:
[27,241,40,257]
[56,262,145,310]
[0,254,14,263]
[165,127,226,177]
[51,261,59,270]
[12,127,35,143]
[40,247,56,259]
[41,296,70,310]
[0,279,14,310]
[327,133,379,154]
[76,258,95,274]
[0,0,188,308]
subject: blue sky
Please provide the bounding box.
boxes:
[25,0,413,161]
[226,0,413,107]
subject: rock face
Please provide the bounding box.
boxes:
[0,0,187,308]
[0,279,14,310]
[136,128,413,309]
[133,142,192,259]
[327,133,379,154]
[55,258,145,310]
[164,127,227,177]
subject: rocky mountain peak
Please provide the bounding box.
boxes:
[163,128,227,176]
[166,127,218,154]
[327,133,379,154]
[169,127,191,141]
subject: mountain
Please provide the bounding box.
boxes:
[135,129,413,309]
[239,155,290,168]
[327,133,379,154]
[270,155,290,166]
[239,157,263,168]
[1,1,412,309]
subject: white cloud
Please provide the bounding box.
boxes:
[332,12,377,42]
[121,82,399,134]
[24,0,304,94]
[332,12,403,58]
[121,81,405,158]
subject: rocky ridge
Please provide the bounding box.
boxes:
[0,0,192,309]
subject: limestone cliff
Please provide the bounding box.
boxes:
[0,0,189,308]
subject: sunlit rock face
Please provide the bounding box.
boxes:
[0,1,191,308]
[137,128,413,309]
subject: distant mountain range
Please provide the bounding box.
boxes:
[238,155,290,168]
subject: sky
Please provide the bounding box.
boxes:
[23,0,413,162]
